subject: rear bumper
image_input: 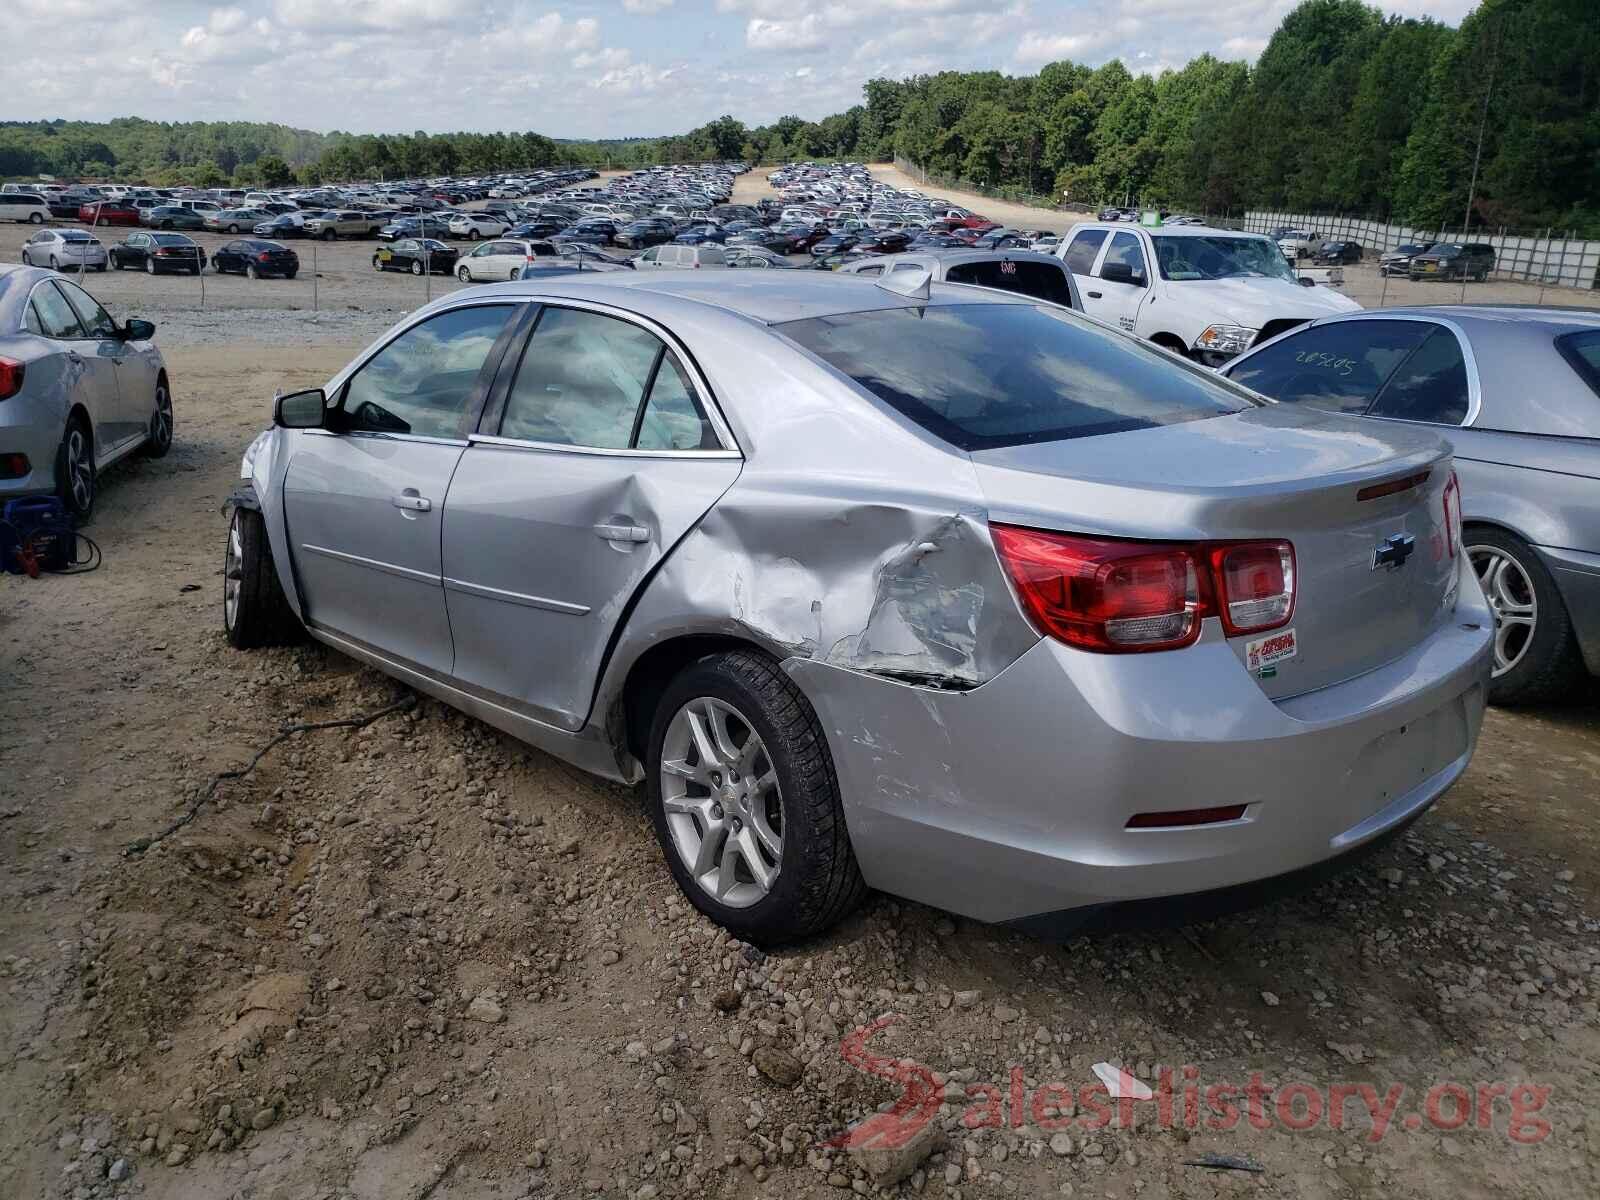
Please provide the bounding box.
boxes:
[1537,544,1600,676]
[786,583,1492,929]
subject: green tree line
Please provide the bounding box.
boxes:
[3,0,1593,233]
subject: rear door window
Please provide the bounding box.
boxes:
[1226,320,1434,415]
[1062,229,1106,274]
[1368,328,1470,425]
[498,307,663,449]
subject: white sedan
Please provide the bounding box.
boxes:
[448,213,511,241]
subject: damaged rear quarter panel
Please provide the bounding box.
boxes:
[593,315,1039,768]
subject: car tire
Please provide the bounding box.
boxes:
[285,270,297,280]
[469,229,481,240]
[145,257,156,275]
[56,414,95,521]
[246,264,260,280]
[410,260,424,276]
[28,212,43,224]
[227,224,240,233]
[49,256,59,271]
[457,265,471,282]
[94,263,106,272]
[1466,527,1585,705]
[20,250,30,266]
[508,268,520,281]
[143,376,173,458]
[372,256,384,272]
[224,505,303,650]
[321,229,336,241]
[645,649,867,945]
[111,255,123,270]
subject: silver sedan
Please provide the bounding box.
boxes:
[224,271,1492,943]
[0,265,172,519]
[1224,306,1600,703]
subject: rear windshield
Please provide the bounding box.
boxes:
[778,303,1258,451]
[945,259,1074,307]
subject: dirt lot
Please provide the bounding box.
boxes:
[2,175,1599,1200]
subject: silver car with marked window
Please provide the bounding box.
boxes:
[0,265,172,520]
[1224,306,1600,704]
[224,272,1491,944]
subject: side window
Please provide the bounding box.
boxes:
[1101,232,1146,284]
[698,247,726,266]
[499,307,662,448]
[1063,228,1107,275]
[854,263,885,277]
[1227,320,1433,415]
[635,355,718,451]
[29,282,87,339]
[1369,328,1470,425]
[638,247,659,263]
[57,281,118,339]
[341,304,513,438]
[891,261,923,273]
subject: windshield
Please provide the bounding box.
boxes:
[778,302,1258,451]
[1153,235,1295,283]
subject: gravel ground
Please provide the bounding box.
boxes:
[0,173,1598,1200]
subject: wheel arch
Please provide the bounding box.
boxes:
[617,634,782,764]
[1149,331,1189,355]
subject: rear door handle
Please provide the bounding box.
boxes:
[594,523,648,543]
[1087,290,1103,299]
[392,492,432,512]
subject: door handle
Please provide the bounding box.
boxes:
[594,522,648,543]
[1087,290,1103,299]
[391,492,432,512]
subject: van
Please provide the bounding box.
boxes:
[635,243,727,270]
[0,193,50,224]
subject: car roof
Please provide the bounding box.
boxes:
[429,268,1028,326]
[1067,221,1261,238]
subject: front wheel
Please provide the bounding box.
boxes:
[457,265,471,282]
[372,256,384,272]
[111,255,124,270]
[28,212,43,224]
[645,650,866,945]
[321,229,336,241]
[143,377,173,457]
[1467,529,1585,704]
[224,506,303,649]
[56,416,95,520]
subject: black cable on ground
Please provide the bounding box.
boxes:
[124,692,418,856]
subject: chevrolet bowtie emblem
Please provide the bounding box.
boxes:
[1373,533,1416,570]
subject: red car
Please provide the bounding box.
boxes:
[78,201,141,226]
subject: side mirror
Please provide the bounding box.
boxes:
[121,318,156,342]
[274,388,327,429]
[1299,276,1316,288]
[1100,261,1144,287]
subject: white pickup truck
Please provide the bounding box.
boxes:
[1274,227,1323,260]
[1055,222,1361,366]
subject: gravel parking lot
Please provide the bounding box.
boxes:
[1,173,1598,1200]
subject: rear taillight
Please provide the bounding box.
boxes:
[0,357,24,401]
[1441,470,1460,558]
[259,253,271,262]
[990,527,1205,652]
[991,525,1297,653]
[1209,541,1295,636]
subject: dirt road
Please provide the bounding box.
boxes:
[1,256,1598,1200]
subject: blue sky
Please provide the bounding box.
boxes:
[6,0,1479,139]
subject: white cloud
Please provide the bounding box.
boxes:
[622,0,674,12]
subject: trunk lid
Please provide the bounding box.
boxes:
[972,406,1459,698]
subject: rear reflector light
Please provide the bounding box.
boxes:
[0,357,24,401]
[991,525,1297,653]
[0,453,29,478]
[1127,805,1247,829]
[1210,541,1296,636]
[259,253,272,262]
[1357,469,1430,501]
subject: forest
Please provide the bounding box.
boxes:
[2,0,1594,234]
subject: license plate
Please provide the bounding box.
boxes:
[1422,263,1437,272]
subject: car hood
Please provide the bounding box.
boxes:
[1167,277,1361,324]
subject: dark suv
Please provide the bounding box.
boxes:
[1409,242,1495,282]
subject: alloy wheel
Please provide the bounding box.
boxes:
[223,512,243,631]
[65,425,93,512]
[659,697,783,909]
[152,383,173,449]
[1469,544,1536,676]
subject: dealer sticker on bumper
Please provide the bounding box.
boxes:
[1245,628,1297,676]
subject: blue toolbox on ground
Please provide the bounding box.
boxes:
[0,496,74,575]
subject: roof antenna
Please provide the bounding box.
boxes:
[875,266,931,300]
